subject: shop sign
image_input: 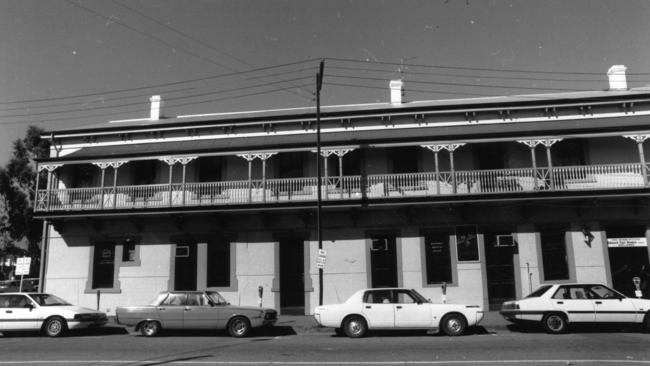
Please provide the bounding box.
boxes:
[607,237,647,248]
[15,257,31,276]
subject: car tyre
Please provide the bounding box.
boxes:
[441,313,467,336]
[140,320,161,337]
[343,315,367,338]
[44,316,67,337]
[542,313,568,334]
[228,316,251,338]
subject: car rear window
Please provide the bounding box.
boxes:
[526,285,552,298]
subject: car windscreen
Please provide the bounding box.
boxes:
[409,289,430,303]
[526,285,552,298]
[29,294,71,306]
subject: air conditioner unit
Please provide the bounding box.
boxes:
[495,235,515,247]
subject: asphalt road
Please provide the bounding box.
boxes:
[0,325,649,365]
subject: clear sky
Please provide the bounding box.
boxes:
[1,0,650,163]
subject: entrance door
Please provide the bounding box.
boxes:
[174,244,197,291]
[370,236,398,288]
[485,231,516,311]
[279,238,305,315]
[609,246,650,298]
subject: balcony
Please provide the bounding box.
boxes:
[34,162,649,213]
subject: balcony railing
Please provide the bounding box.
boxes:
[34,163,648,212]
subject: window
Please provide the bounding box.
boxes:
[526,285,552,298]
[540,228,569,281]
[364,290,393,304]
[199,156,222,182]
[132,160,157,185]
[122,239,136,262]
[278,152,304,178]
[392,146,419,174]
[553,286,591,300]
[424,230,453,284]
[92,242,115,289]
[207,242,231,288]
[456,225,479,262]
[395,290,418,304]
[160,293,186,306]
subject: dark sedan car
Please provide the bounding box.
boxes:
[116,290,277,337]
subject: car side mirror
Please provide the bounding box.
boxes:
[24,303,34,311]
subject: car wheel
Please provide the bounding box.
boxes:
[542,313,567,334]
[343,315,367,338]
[228,317,251,338]
[140,320,161,337]
[44,316,67,337]
[441,313,467,336]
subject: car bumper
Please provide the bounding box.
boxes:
[499,310,543,322]
[67,318,108,329]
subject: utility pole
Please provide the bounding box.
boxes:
[316,59,324,306]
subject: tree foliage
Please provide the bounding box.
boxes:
[0,126,50,275]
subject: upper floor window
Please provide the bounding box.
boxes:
[131,160,157,185]
[392,146,419,174]
[199,156,222,182]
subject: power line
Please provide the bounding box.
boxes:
[110,0,311,101]
[324,82,494,98]
[327,74,589,92]
[0,83,312,125]
[327,57,650,76]
[0,58,318,105]
[0,76,313,119]
[63,0,236,71]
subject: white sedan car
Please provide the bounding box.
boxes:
[0,293,107,337]
[500,283,650,334]
[313,288,484,337]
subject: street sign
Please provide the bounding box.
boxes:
[316,249,327,269]
[15,257,31,276]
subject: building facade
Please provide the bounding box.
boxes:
[35,66,650,314]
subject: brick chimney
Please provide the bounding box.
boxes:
[150,95,163,120]
[607,65,627,91]
[389,79,404,104]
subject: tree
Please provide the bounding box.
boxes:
[0,126,50,280]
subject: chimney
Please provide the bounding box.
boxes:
[389,79,404,104]
[150,95,163,120]
[607,65,628,91]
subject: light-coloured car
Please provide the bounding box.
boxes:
[500,283,650,334]
[116,290,277,337]
[313,288,484,337]
[0,292,107,337]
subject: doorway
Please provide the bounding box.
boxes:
[484,231,516,310]
[174,243,197,291]
[279,238,305,315]
[370,236,398,288]
[609,246,650,298]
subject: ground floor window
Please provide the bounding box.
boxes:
[207,241,231,287]
[92,242,115,289]
[424,230,452,284]
[540,228,569,281]
[456,225,479,262]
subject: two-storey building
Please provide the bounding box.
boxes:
[35,65,650,314]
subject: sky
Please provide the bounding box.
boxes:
[1,0,650,164]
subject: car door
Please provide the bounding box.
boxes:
[0,294,39,331]
[588,285,638,323]
[393,290,432,328]
[156,293,186,329]
[182,293,220,329]
[361,290,395,328]
[551,285,596,323]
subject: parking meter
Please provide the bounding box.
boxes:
[633,277,642,298]
[258,285,263,307]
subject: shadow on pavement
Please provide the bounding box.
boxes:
[506,322,645,334]
[125,325,297,338]
[0,326,128,338]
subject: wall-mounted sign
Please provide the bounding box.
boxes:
[15,257,31,276]
[607,237,647,248]
[316,249,327,269]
